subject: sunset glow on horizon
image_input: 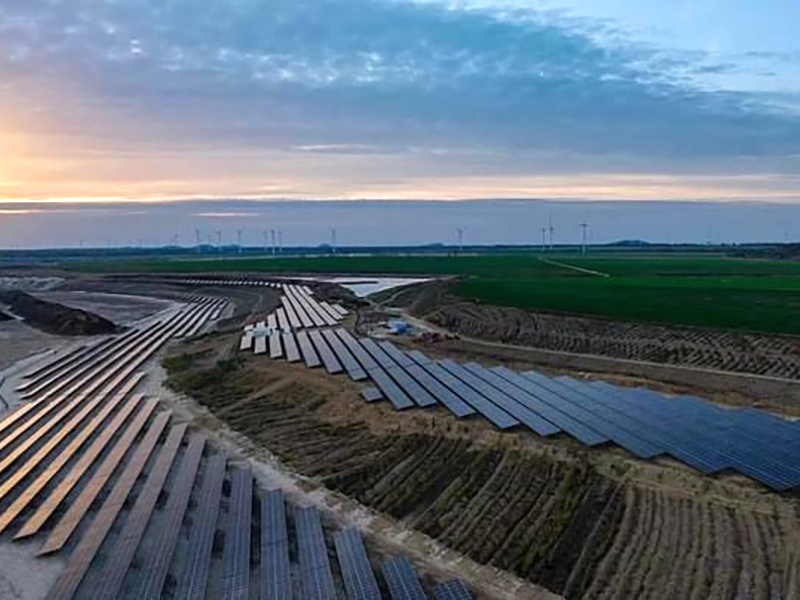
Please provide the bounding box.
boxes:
[1,1,799,245]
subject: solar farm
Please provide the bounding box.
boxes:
[0,282,478,600]
[238,281,800,493]
[2,265,800,600]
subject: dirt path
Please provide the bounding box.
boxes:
[538,257,611,277]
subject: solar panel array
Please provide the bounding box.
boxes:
[381,556,428,600]
[434,579,473,600]
[296,506,339,600]
[261,489,293,600]
[253,322,800,491]
[0,292,477,599]
[334,528,382,600]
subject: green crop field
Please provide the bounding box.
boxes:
[68,252,800,335]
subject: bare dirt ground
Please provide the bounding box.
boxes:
[0,320,69,374]
[377,282,800,416]
[385,281,800,381]
[33,291,177,325]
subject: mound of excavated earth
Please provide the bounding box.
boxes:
[0,290,118,336]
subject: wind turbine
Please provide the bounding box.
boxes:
[195,228,202,253]
[331,228,337,254]
[236,229,243,253]
[548,215,554,251]
[580,222,588,255]
[456,227,464,254]
[216,230,222,248]
[541,227,547,254]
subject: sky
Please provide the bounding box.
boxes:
[1,1,799,246]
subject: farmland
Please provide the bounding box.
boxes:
[69,252,800,334]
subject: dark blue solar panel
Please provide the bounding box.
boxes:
[519,372,665,459]
[404,363,476,417]
[565,383,733,474]
[489,367,607,446]
[334,528,382,600]
[377,341,416,368]
[335,330,379,371]
[295,507,338,600]
[322,329,368,381]
[434,579,472,600]
[381,557,427,600]
[367,368,415,410]
[439,361,559,436]
[262,490,292,600]
[362,388,383,403]
[415,361,518,429]
[386,366,438,407]
[308,330,344,375]
[359,339,397,369]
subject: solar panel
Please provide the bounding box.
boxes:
[404,363,475,417]
[296,331,322,368]
[42,422,185,600]
[358,338,397,370]
[0,374,145,502]
[334,329,379,371]
[295,506,339,600]
[280,297,303,329]
[434,579,472,600]
[334,528,382,600]
[261,489,293,600]
[241,333,254,351]
[16,398,158,540]
[174,453,228,600]
[20,344,89,381]
[322,329,368,381]
[366,367,415,410]
[377,341,416,368]
[0,391,146,536]
[455,362,561,437]
[37,410,170,554]
[319,301,344,322]
[87,426,190,600]
[517,372,664,458]
[362,388,383,402]
[137,435,207,600]
[488,367,609,446]
[564,382,733,474]
[286,292,315,328]
[254,335,268,355]
[270,332,284,359]
[381,556,428,600]
[308,330,344,375]
[221,467,253,600]
[441,360,552,432]
[277,308,291,332]
[416,361,518,429]
[283,332,302,362]
[385,365,438,407]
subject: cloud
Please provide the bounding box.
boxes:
[0,0,798,203]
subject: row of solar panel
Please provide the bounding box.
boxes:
[0,302,226,600]
[257,326,800,492]
[1,304,472,599]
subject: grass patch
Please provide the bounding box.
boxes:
[67,252,800,334]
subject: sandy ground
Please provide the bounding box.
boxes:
[0,321,70,375]
[0,540,64,600]
[33,291,179,326]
